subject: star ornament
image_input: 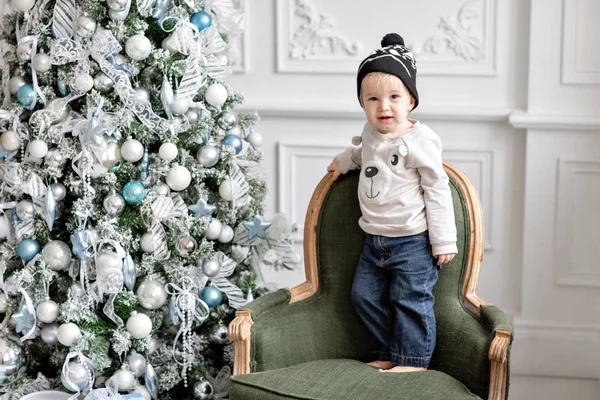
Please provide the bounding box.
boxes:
[188,198,216,218]
[243,215,271,240]
[11,303,35,334]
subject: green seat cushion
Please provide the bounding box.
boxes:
[230,359,481,400]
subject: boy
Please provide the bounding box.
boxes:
[327,33,457,373]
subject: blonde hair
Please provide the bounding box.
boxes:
[359,72,413,107]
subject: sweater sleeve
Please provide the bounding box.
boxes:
[405,131,457,256]
[336,144,362,174]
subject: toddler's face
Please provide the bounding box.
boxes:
[361,74,415,134]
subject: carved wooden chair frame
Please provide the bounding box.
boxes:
[229,163,511,400]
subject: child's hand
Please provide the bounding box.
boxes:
[327,158,342,180]
[435,253,455,265]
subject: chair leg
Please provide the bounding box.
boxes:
[487,329,511,400]
[229,310,253,375]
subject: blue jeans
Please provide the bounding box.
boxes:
[351,231,439,368]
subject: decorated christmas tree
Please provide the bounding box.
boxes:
[0,0,299,398]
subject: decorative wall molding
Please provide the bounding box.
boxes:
[509,110,600,131]
[444,149,494,250]
[410,0,497,76]
[276,0,362,73]
[230,0,249,73]
[277,142,346,242]
[561,0,600,85]
[554,159,600,287]
[238,97,510,121]
[512,318,600,378]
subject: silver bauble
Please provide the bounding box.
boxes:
[153,182,170,197]
[125,34,152,61]
[9,76,26,95]
[44,150,65,167]
[0,293,7,313]
[0,332,25,387]
[96,252,122,272]
[32,53,52,73]
[247,132,263,147]
[176,236,197,257]
[75,16,97,39]
[193,380,214,400]
[106,0,128,10]
[93,73,114,93]
[50,183,67,201]
[103,193,126,215]
[42,240,72,271]
[137,279,167,310]
[69,283,84,298]
[41,323,59,345]
[148,337,158,355]
[217,110,238,131]
[202,259,221,277]
[62,360,92,392]
[15,200,35,221]
[112,367,135,392]
[133,87,150,103]
[197,146,220,167]
[126,351,147,378]
[210,324,229,344]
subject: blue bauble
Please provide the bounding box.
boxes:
[190,11,212,31]
[200,286,222,308]
[17,238,40,261]
[221,134,243,154]
[57,81,70,97]
[122,181,146,205]
[17,84,35,107]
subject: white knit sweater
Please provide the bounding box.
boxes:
[336,120,457,256]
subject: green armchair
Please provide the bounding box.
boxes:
[229,164,513,400]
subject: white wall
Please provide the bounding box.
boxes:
[227,1,600,399]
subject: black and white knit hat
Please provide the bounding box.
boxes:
[357,33,419,110]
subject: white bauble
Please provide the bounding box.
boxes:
[57,322,81,346]
[9,76,26,95]
[120,139,144,162]
[126,312,152,339]
[112,367,135,392]
[27,139,48,159]
[133,87,150,103]
[96,252,122,272]
[62,361,92,392]
[11,0,35,12]
[202,259,220,277]
[107,0,128,11]
[16,199,35,220]
[132,384,151,400]
[161,35,178,53]
[98,142,121,167]
[73,73,94,92]
[126,34,152,61]
[1,130,20,152]
[205,84,227,108]
[42,240,72,271]
[218,225,234,243]
[32,53,52,72]
[247,132,263,147]
[36,299,59,323]
[166,165,192,191]
[140,232,154,253]
[185,108,199,124]
[171,95,190,115]
[205,219,222,240]
[218,179,234,201]
[137,279,167,310]
[0,215,8,240]
[158,143,178,162]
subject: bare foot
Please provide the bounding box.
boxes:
[380,366,427,373]
[367,360,395,370]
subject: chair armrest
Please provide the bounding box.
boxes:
[480,305,513,341]
[228,289,292,375]
[480,305,512,400]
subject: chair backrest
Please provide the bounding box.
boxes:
[297,164,490,399]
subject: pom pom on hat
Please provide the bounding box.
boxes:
[381,33,405,47]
